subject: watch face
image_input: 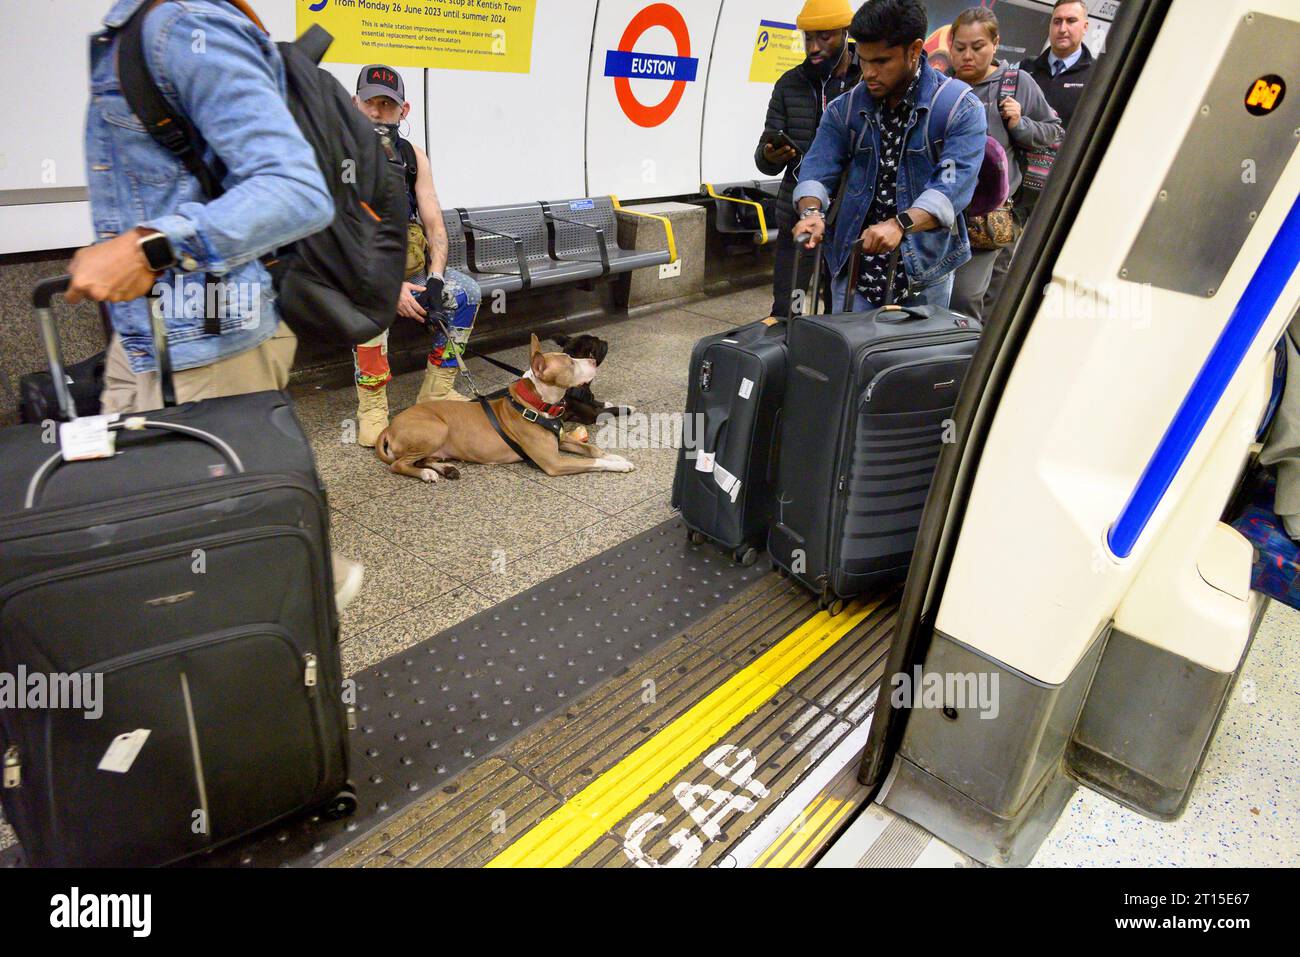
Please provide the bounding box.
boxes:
[141,234,173,270]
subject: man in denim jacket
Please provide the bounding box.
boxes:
[68,0,363,609]
[793,0,987,312]
[70,0,332,409]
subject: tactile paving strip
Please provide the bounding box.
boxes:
[326,578,898,868]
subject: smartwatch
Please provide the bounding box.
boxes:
[137,231,177,272]
[894,211,916,235]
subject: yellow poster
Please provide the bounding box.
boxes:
[298,0,537,73]
[749,19,804,84]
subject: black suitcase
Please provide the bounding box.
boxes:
[768,247,981,610]
[672,318,787,563]
[18,350,106,424]
[0,277,354,867]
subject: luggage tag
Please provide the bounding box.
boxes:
[59,413,120,462]
[738,378,755,400]
[714,463,742,503]
[695,450,716,473]
[98,729,151,774]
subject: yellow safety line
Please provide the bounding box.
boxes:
[610,194,679,264]
[486,597,884,868]
[702,183,771,246]
[753,796,859,868]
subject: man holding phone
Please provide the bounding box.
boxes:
[755,0,860,318]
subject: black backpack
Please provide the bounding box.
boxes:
[116,0,407,346]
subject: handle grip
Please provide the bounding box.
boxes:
[32,274,77,422]
[33,275,72,311]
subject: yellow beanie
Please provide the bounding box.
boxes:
[796,0,853,32]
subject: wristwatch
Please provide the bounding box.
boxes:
[894,211,916,235]
[136,230,177,272]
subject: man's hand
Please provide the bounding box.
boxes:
[860,219,904,255]
[793,213,826,249]
[397,282,428,320]
[65,228,159,305]
[762,142,799,166]
[999,96,1022,130]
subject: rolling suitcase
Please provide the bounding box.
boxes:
[767,245,982,611]
[0,277,355,867]
[672,257,797,564]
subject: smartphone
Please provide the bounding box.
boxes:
[765,130,801,154]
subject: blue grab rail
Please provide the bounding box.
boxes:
[1108,192,1300,559]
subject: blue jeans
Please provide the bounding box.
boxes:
[829,270,955,314]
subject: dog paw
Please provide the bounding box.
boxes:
[602,456,636,473]
[443,465,461,480]
[419,468,440,484]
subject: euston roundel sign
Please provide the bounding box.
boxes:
[603,3,700,128]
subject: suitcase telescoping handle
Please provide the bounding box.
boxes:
[792,232,825,317]
[32,274,178,423]
[792,238,903,315]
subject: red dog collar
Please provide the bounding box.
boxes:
[512,378,566,419]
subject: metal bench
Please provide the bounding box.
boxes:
[701,180,781,245]
[441,197,675,295]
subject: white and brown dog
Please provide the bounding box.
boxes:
[376,334,635,482]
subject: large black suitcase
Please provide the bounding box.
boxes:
[768,247,981,610]
[672,319,787,563]
[0,277,354,867]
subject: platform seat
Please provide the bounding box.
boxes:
[701,180,779,245]
[540,197,673,274]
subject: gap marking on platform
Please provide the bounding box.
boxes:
[486,597,885,868]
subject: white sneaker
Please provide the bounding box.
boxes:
[332,554,364,616]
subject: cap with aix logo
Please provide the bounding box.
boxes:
[356,65,405,104]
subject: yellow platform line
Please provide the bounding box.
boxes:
[753,797,859,868]
[487,597,884,868]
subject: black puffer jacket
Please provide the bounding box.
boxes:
[755,54,861,230]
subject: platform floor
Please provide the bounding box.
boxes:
[1,279,1295,867]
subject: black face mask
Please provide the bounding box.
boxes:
[376,121,402,141]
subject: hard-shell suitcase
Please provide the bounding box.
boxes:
[0,277,355,867]
[672,319,787,563]
[767,246,982,610]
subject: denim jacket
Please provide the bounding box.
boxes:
[793,54,987,290]
[87,0,333,374]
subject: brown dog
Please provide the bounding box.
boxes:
[375,334,636,482]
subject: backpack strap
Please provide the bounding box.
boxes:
[926,76,967,164]
[826,83,867,229]
[117,0,227,201]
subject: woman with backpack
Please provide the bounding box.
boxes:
[947,7,1063,325]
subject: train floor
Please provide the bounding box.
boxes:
[0,280,1295,867]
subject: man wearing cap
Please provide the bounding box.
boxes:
[352,65,483,448]
[755,0,860,318]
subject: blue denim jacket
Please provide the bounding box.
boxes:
[793,55,988,291]
[87,0,333,374]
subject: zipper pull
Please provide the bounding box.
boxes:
[304,653,318,688]
[838,475,847,493]
[4,746,20,788]
[346,706,358,731]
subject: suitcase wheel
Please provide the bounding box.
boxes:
[687,530,708,546]
[818,592,846,617]
[733,546,759,567]
[325,784,359,820]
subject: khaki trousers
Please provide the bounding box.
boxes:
[101,322,298,415]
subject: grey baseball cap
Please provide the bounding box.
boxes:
[356,65,405,104]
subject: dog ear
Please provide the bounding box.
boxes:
[594,339,608,364]
[530,335,547,379]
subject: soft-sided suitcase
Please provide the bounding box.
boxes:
[767,246,981,610]
[18,350,106,424]
[0,277,354,867]
[672,319,787,563]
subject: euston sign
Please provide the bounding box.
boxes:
[603,3,699,128]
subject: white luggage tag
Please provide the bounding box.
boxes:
[58,413,120,462]
[98,729,151,774]
[695,450,716,473]
[738,378,755,400]
[714,463,742,502]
